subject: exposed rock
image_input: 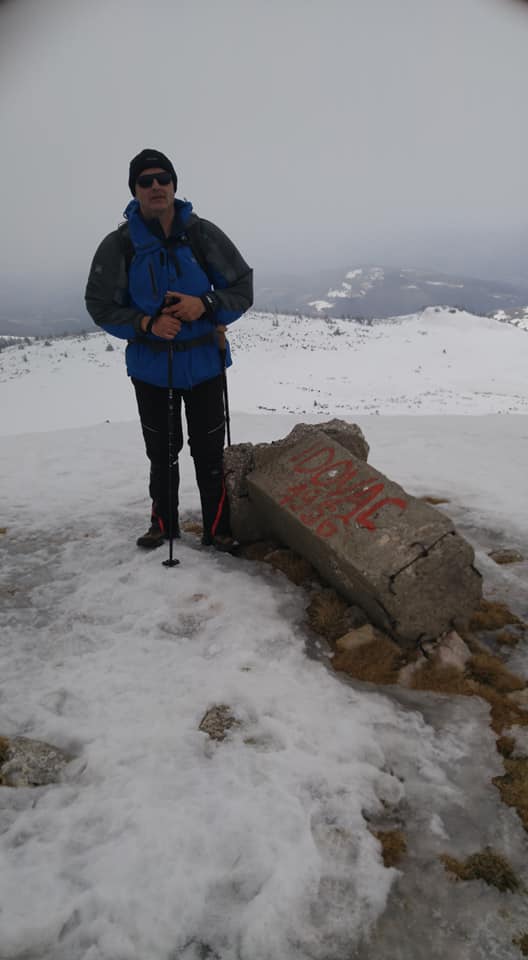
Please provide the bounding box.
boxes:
[199,705,239,741]
[0,736,72,787]
[398,657,428,687]
[335,623,387,653]
[244,426,482,645]
[488,548,524,565]
[421,631,472,672]
[224,420,369,544]
[223,443,265,543]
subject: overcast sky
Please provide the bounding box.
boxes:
[0,0,526,295]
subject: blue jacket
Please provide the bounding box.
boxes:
[85,199,253,388]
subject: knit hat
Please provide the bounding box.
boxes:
[128,149,178,195]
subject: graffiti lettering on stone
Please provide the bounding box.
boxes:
[280,445,407,536]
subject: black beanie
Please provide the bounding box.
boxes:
[128,149,178,195]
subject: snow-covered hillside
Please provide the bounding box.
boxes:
[1,308,528,959]
[1,307,528,437]
[259,264,527,320]
[493,305,528,332]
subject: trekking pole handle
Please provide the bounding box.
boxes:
[216,325,227,350]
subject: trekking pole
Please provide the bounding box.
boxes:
[217,326,231,447]
[162,340,180,569]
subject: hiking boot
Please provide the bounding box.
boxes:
[201,533,240,554]
[137,522,165,550]
[137,521,180,550]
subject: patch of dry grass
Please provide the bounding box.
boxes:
[513,933,528,956]
[374,830,407,868]
[495,629,523,647]
[469,599,523,632]
[493,757,528,832]
[333,635,404,685]
[419,495,451,505]
[411,662,471,696]
[497,736,516,759]
[409,658,528,736]
[482,688,528,737]
[306,589,351,643]
[467,654,525,694]
[238,540,279,562]
[440,848,520,892]
[0,737,9,765]
[265,549,317,586]
[181,520,203,536]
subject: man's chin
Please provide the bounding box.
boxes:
[144,201,172,218]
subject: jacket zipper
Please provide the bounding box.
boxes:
[170,248,182,278]
[148,261,158,297]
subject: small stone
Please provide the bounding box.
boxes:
[488,549,524,565]
[0,736,72,787]
[199,705,239,741]
[335,623,387,652]
[398,657,427,687]
[420,631,471,672]
[436,630,472,671]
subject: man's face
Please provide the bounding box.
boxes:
[134,166,174,219]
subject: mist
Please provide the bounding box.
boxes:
[0,0,526,311]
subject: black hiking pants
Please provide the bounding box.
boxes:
[132,374,230,540]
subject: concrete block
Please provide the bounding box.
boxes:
[225,420,369,544]
[244,428,482,645]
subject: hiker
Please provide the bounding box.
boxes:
[85,148,253,549]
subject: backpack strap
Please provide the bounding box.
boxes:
[118,222,135,272]
[184,219,211,281]
[118,218,212,283]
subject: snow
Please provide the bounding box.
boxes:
[492,307,528,332]
[3,307,528,437]
[1,308,528,959]
[327,267,384,301]
[307,300,334,312]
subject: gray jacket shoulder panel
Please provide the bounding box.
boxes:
[85,228,144,332]
[193,217,253,314]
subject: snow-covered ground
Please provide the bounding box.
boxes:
[1,309,528,959]
[2,306,528,438]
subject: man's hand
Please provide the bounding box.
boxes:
[150,312,182,340]
[164,291,206,323]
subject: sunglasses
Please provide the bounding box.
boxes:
[136,171,172,189]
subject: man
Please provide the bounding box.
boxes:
[85,148,253,549]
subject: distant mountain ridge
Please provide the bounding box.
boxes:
[255,265,528,320]
[1,265,527,336]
